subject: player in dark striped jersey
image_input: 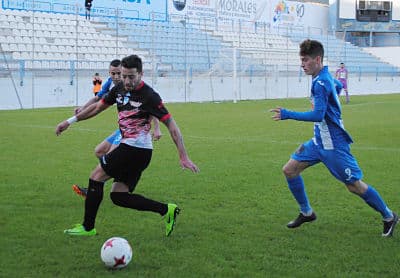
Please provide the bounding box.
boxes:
[56,55,199,237]
[72,59,162,198]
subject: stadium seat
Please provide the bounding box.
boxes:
[41,60,50,68]
[1,43,10,51]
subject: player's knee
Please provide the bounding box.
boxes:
[346,184,361,195]
[94,147,104,158]
[345,181,367,195]
[110,192,126,207]
[282,165,295,178]
[90,164,108,181]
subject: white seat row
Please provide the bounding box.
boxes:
[1,37,125,50]
[0,13,77,26]
[11,51,126,62]
[4,45,147,60]
[0,9,87,21]
[1,27,124,43]
[21,60,111,70]
[2,35,126,48]
[2,43,125,54]
[0,20,95,33]
[0,10,148,69]
[0,13,24,22]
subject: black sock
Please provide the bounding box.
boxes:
[110,192,168,216]
[83,179,104,231]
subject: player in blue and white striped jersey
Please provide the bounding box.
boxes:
[270,39,398,237]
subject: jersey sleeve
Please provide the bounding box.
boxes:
[102,83,119,105]
[97,78,112,98]
[281,80,328,122]
[334,79,343,94]
[147,91,171,122]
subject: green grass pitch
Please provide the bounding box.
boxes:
[1,94,400,277]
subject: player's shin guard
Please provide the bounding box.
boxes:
[83,179,104,231]
[110,192,167,215]
[287,176,312,215]
[361,185,393,220]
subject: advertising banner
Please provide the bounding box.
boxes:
[2,0,167,20]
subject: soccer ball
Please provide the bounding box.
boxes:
[100,237,133,269]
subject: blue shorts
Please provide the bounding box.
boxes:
[105,129,122,145]
[291,139,363,184]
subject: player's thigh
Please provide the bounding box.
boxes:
[96,130,120,156]
[283,159,310,177]
[90,164,111,182]
[111,182,129,192]
[290,140,320,163]
[95,140,112,156]
[285,140,320,176]
[321,147,363,184]
[108,143,119,154]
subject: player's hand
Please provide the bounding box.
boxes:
[152,129,162,141]
[180,157,200,173]
[270,107,282,121]
[74,107,81,115]
[55,121,70,136]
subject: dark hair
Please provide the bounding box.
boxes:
[121,55,143,72]
[299,39,324,62]
[109,59,121,67]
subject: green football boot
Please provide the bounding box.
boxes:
[165,204,180,237]
[64,224,96,236]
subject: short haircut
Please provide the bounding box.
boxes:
[299,39,324,62]
[121,55,143,72]
[109,59,121,67]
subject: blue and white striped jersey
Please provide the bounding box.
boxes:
[281,66,353,150]
[97,77,114,98]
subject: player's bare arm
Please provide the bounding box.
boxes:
[75,95,100,114]
[56,100,109,136]
[151,117,162,141]
[164,117,199,173]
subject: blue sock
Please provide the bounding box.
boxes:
[287,176,312,215]
[361,185,393,220]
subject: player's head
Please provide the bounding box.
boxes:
[121,55,143,91]
[109,59,121,84]
[299,39,324,77]
[340,62,345,68]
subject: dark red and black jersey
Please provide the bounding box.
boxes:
[102,81,171,149]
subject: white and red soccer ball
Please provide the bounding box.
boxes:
[100,237,132,269]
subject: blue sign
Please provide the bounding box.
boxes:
[2,0,167,20]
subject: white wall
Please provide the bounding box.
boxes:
[339,0,356,19]
[393,0,400,20]
[363,46,400,67]
[1,72,399,110]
